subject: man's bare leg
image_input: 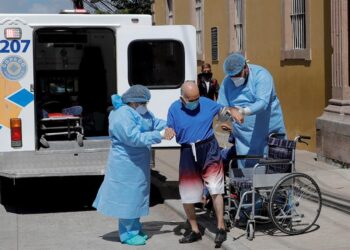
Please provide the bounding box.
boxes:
[183,203,200,232]
[179,203,202,244]
[211,194,225,229]
[211,193,227,247]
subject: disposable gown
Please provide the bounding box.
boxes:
[218,64,286,166]
[93,99,166,219]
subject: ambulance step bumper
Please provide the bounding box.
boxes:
[0,140,110,178]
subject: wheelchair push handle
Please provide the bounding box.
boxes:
[295,135,311,145]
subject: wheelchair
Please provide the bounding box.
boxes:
[222,134,322,241]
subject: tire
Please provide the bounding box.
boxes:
[224,216,231,231]
[77,133,84,147]
[268,173,322,235]
[246,222,254,240]
[40,137,49,148]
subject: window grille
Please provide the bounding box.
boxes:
[291,0,306,49]
[234,0,244,51]
[211,27,218,61]
[195,0,203,55]
[281,0,310,60]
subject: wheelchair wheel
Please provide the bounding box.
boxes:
[246,222,254,240]
[77,133,84,147]
[268,173,322,235]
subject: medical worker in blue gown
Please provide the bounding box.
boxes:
[93,85,175,246]
[218,52,286,168]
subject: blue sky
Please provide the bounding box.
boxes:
[0,0,73,14]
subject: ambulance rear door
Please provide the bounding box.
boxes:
[116,25,196,147]
[0,17,35,152]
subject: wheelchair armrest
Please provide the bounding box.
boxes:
[258,158,291,165]
[234,154,264,160]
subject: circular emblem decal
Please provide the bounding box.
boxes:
[1,55,27,81]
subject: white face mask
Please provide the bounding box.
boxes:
[231,77,246,87]
[136,105,148,115]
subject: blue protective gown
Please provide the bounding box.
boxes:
[93,100,166,219]
[218,64,286,164]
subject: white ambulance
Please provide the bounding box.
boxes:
[0,13,196,179]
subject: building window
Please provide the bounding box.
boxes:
[195,0,203,58]
[166,0,174,25]
[211,27,218,62]
[281,0,311,60]
[234,0,244,52]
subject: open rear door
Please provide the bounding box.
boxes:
[116,25,196,147]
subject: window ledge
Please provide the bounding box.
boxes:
[281,48,311,61]
[197,52,204,61]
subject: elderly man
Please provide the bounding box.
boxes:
[167,81,234,246]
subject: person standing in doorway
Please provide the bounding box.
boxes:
[197,63,219,101]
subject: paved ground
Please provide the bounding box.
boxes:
[0,177,214,250]
[0,146,349,250]
[153,148,350,250]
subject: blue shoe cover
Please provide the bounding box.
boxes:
[139,231,148,240]
[124,235,146,245]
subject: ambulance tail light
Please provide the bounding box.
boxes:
[10,118,22,148]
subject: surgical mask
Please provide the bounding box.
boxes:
[136,105,148,115]
[231,77,246,87]
[185,100,199,110]
[202,72,212,80]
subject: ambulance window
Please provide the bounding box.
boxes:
[128,40,185,88]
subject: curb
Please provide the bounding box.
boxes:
[321,193,350,214]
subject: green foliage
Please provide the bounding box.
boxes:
[110,0,152,14]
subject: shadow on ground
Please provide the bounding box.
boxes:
[0,172,166,214]
[102,221,182,242]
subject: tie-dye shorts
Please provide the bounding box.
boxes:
[179,136,224,204]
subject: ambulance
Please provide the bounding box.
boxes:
[0,13,196,179]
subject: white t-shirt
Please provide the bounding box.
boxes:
[205,81,210,92]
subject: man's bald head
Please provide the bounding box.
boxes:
[181,81,200,100]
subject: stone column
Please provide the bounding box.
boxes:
[316,0,350,167]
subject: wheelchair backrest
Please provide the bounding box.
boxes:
[266,137,296,173]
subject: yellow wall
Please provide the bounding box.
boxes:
[172,1,192,24]
[152,0,332,151]
[202,0,229,83]
[245,0,331,150]
[152,0,166,24]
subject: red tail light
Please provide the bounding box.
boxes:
[10,118,22,148]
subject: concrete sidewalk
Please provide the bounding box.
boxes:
[152,149,350,249]
[295,150,350,214]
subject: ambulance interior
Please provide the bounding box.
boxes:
[34,28,116,146]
